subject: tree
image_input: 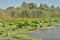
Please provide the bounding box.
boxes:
[39,4,49,11]
[29,2,37,9]
[0,2,60,18]
[7,6,15,10]
[21,1,29,8]
[20,8,30,18]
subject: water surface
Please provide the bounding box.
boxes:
[27,25,60,40]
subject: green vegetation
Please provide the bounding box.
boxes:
[0,2,60,18]
[0,18,60,40]
[0,1,60,40]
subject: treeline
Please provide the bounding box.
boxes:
[0,2,60,18]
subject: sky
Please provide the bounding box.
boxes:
[0,0,60,9]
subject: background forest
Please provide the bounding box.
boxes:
[0,2,60,18]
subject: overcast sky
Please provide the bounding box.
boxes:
[0,0,60,9]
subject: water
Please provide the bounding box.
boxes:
[27,25,60,40]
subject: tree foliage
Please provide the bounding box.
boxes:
[0,2,60,18]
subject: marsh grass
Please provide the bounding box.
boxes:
[0,18,60,40]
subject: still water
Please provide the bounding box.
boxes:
[27,25,60,40]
